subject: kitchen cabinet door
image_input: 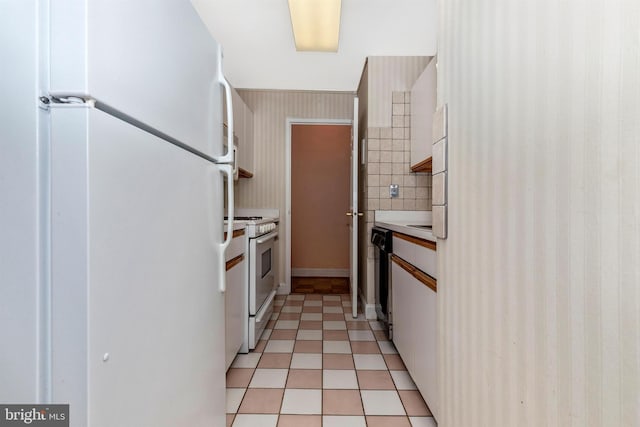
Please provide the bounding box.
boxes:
[391,261,415,374]
[231,89,244,149]
[224,231,247,371]
[412,277,438,419]
[239,103,254,175]
[225,255,245,371]
[391,255,439,420]
[410,57,437,171]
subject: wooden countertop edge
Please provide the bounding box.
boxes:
[393,231,437,250]
[391,254,437,293]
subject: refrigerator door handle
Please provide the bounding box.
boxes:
[218,163,234,293]
[214,48,234,165]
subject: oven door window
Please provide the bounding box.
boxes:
[261,248,272,278]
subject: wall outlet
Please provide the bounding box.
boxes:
[389,184,399,198]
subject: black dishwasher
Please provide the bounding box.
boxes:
[371,227,393,339]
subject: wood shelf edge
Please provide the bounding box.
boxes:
[238,168,253,178]
[410,156,432,173]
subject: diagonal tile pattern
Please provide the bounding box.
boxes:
[226,293,436,427]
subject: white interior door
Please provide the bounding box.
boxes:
[349,97,359,318]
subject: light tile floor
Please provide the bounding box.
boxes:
[226,293,437,427]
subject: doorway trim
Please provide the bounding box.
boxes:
[284,117,352,295]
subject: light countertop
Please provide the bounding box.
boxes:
[223,221,246,232]
[231,222,246,231]
[374,210,436,243]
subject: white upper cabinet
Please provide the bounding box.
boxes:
[241,102,254,176]
[223,87,254,177]
[410,57,437,171]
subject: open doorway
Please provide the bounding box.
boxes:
[289,123,352,294]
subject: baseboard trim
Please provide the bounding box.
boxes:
[277,282,289,296]
[292,268,349,278]
[358,291,377,320]
[364,303,377,320]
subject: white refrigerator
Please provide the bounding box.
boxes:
[1,1,234,426]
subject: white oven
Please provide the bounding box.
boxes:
[250,230,276,314]
[248,229,277,348]
[227,209,279,352]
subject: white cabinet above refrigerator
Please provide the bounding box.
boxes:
[410,57,437,172]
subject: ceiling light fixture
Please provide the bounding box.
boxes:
[288,0,342,52]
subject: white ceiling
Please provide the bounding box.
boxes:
[192,0,437,92]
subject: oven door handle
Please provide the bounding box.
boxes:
[256,231,278,245]
[254,290,277,324]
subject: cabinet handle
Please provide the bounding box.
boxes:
[391,254,437,292]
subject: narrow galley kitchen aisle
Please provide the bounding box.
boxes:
[225,293,437,427]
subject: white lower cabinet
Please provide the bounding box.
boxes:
[391,255,438,420]
[225,231,247,371]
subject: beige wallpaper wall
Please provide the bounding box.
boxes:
[235,90,354,287]
[437,0,640,425]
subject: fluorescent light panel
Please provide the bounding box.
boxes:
[288,0,342,52]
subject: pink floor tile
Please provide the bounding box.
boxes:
[398,390,432,416]
[346,321,371,330]
[258,353,292,369]
[323,330,349,341]
[226,368,254,388]
[277,414,322,427]
[254,340,267,352]
[322,390,364,415]
[350,342,381,354]
[365,416,412,427]
[237,388,284,414]
[323,313,345,321]
[383,354,407,370]
[299,321,323,330]
[356,370,396,390]
[322,354,355,370]
[286,369,322,389]
[373,330,389,341]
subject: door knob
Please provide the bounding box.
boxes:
[346,212,364,217]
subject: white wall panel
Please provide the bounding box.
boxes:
[235,90,354,286]
[438,0,640,426]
